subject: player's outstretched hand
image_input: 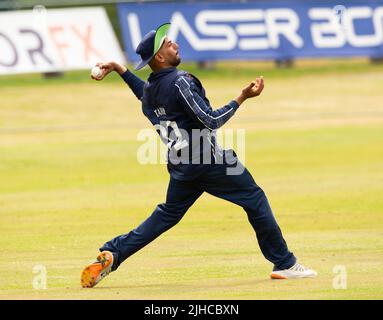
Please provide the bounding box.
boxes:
[91,62,114,81]
[235,76,265,105]
[91,62,128,81]
[242,76,265,99]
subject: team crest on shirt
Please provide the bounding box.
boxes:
[154,107,167,117]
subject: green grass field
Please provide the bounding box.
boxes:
[0,59,382,299]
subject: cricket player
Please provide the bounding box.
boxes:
[81,23,317,288]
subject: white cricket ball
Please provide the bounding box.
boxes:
[91,66,102,78]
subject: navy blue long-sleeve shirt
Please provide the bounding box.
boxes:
[120,67,239,180]
[121,69,145,100]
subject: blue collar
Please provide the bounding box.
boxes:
[148,67,177,82]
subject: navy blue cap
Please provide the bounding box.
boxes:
[134,23,171,71]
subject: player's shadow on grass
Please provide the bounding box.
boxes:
[91,279,272,290]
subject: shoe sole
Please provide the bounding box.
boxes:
[270,272,317,279]
[81,251,113,288]
[270,273,288,280]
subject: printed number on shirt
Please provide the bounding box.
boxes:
[154,121,189,151]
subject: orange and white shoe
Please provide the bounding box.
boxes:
[81,251,114,288]
[270,262,318,279]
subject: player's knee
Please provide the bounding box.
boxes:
[252,185,266,200]
[245,187,272,213]
[157,203,187,221]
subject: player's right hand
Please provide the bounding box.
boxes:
[91,61,128,80]
[91,62,115,81]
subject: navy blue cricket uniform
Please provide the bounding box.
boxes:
[100,67,296,271]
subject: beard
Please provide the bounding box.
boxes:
[170,54,181,67]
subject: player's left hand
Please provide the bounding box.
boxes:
[234,76,265,106]
[242,76,265,99]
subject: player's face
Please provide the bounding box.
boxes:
[158,37,181,67]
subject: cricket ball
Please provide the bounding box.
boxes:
[91,66,102,78]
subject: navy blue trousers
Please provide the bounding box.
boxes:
[100,160,296,271]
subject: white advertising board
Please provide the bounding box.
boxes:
[0,7,125,75]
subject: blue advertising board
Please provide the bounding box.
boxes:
[117,1,383,62]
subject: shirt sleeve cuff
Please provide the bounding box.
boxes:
[228,100,240,111]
